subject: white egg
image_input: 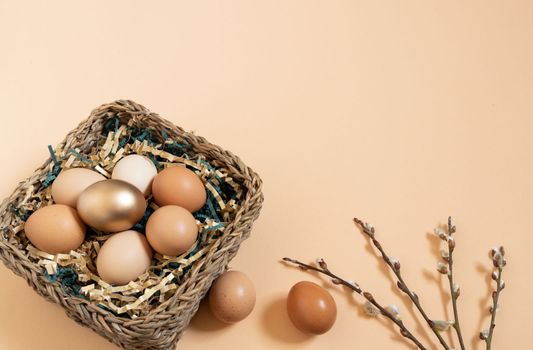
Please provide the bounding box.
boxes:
[112,155,158,196]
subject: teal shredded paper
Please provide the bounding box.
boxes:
[42,146,91,188]
[67,149,91,163]
[8,204,32,221]
[42,145,62,188]
[45,267,82,297]
[48,145,59,165]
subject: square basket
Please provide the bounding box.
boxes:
[0,100,263,350]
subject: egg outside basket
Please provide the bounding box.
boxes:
[0,100,264,350]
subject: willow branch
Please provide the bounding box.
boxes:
[445,217,466,350]
[486,267,503,350]
[282,257,428,350]
[353,217,451,350]
[482,246,506,350]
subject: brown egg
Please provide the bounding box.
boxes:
[96,230,153,285]
[77,179,147,232]
[51,168,106,207]
[145,205,198,256]
[151,166,206,212]
[287,281,337,334]
[24,204,86,254]
[209,270,256,323]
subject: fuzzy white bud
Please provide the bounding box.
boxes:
[433,320,454,332]
[386,304,401,320]
[490,304,500,313]
[363,222,375,237]
[363,301,380,317]
[437,262,449,275]
[480,329,489,340]
[434,227,448,240]
[441,250,450,261]
[347,280,360,291]
[453,283,460,297]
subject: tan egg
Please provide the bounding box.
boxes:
[145,205,198,256]
[151,166,207,212]
[209,270,256,324]
[24,204,86,254]
[112,154,158,196]
[96,230,153,285]
[51,168,106,207]
[287,281,337,334]
[77,179,147,232]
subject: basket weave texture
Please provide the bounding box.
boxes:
[0,100,264,350]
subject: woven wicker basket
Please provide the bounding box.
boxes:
[0,100,264,350]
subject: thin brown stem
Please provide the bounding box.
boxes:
[486,267,503,350]
[353,217,451,350]
[282,257,428,350]
[446,217,466,350]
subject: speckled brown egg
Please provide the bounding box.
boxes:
[151,166,206,212]
[287,281,337,334]
[209,270,256,323]
[24,204,86,254]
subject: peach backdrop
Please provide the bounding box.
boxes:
[0,1,531,349]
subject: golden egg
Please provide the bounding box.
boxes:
[77,179,147,232]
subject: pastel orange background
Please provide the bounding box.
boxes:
[0,1,531,349]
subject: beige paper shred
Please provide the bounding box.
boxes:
[18,124,243,318]
[42,261,58,275]
[12,225,24,235]
[110,147,125,165]
[104,131,117,156]
[94,165,111,178]
[64,154,76,168]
